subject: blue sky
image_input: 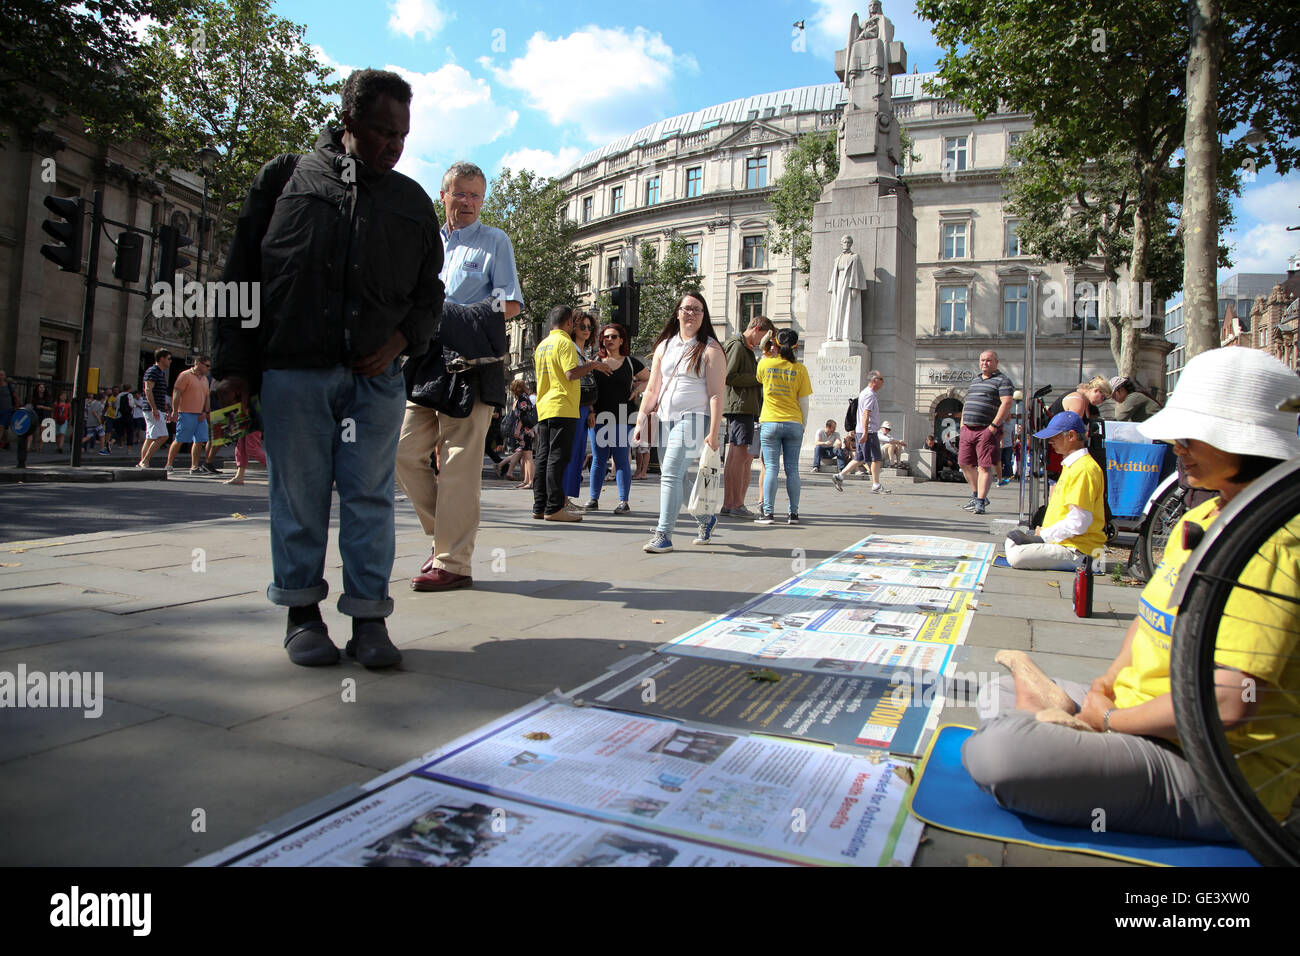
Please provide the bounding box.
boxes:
[272,0,1298,281]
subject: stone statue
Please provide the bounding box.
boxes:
[827,235,869,342]
[836,2,905,173]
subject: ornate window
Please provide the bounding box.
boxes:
[742,234,766,270]
[686,166,702,198]
[939,286,968,333]
[746,156,768,189]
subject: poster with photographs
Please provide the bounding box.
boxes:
[580,653,941,755]
[415,701,922,866]
[222,775,775,867]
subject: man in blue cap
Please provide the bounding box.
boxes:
[1004,410,1106,570]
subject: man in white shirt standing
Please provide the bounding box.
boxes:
[830,370,889,494]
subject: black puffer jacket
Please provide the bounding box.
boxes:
[214,127,444,390]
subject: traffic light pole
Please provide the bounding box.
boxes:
[69,190,103,469]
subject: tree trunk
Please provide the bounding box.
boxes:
[1182,0,1222,360]
[1121,174,1157,380]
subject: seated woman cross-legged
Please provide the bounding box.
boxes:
[963,347,1300,842]
[1003,410,1105,571]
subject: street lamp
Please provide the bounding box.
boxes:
[195,145,220,355]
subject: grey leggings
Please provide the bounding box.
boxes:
[961,675,1233,842]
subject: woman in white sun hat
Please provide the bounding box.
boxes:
[962,347,1300,840]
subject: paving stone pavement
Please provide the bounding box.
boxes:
[0,466,1143,866]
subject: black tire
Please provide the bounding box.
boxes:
[1171,459,1300,866]
[1136,482,1186,582]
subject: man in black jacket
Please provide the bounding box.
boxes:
[213,69,444,670]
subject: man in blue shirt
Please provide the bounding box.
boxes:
[397,161,523,591]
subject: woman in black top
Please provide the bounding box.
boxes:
[584,321,648,514]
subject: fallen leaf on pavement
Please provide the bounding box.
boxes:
[1047,581,1060,589]
[652,619,665,624]
[966,853,994,867]
[230,513,247,520]
[0,562,20,567]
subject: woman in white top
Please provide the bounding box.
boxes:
[632,291,726,553]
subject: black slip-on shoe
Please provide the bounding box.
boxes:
[345,620,402,670]
[284,621,340,667]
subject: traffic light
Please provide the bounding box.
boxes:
[113,232,144,283]
[40,195,85,272]
[609,285,627,328]
[624,278,641,340]
[155,224,193,283]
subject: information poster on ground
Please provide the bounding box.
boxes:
[415,701,920,867]
[579,653,939,754]
[224,775,773,867]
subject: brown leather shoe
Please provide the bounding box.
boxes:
[544,509,582,522]
[411,567,473,591]
[419,550,436,573]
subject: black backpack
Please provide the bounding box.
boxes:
[844,397,859,433]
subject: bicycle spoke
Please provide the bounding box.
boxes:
[1229,730,1300,758]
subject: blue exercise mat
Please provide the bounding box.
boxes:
[910,725,1258,867]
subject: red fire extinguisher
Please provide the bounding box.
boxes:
[1074,555,1094,618]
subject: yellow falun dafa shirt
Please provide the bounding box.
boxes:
[1114,498,1300,820]
[756,356,812,423]
[532,328,581,421]
[1042,451,1107,556]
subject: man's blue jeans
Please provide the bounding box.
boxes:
[760,420,804,516]
[260,361,406,618]
[656,412,710,537]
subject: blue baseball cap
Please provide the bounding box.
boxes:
[1034,410,1087,440]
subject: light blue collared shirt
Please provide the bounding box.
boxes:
[440,220,524,308]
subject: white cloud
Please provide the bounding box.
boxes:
[387,0,451,41]
[388,63,518,195]
[498,147,584,179]
[485,26,698,143]
[311,45,354,84]
[1225,179,1300,274]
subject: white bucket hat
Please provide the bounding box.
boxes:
[1139,347,1300,460]
[881,421,892,430]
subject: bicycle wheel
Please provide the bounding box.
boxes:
[1136,482,1187,581]
[1171,458,1300,866]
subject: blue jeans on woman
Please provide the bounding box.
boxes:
[655,412,710,537]
[561,404,591,499]
[260,360,406,618]
[760,419,804,517]
[589,416,632,503]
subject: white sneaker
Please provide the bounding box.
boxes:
[872,483,891,494]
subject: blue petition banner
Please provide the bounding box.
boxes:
[1106,442,1168,516]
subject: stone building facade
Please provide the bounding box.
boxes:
[0,118,210,397]
[545,74,1173,449]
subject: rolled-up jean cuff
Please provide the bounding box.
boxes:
[337,593,395,618]
[267,581,329,608]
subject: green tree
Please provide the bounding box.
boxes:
[767,130,839,275]
[144,0,340,254]
[1,0,194,146]
[632,236,703,355]
[914,0,1299,375]
[481,166,591,348]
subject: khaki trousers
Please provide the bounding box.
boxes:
[395,399,492,577]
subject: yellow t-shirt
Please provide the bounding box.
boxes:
[756,357,812,423]
[1042,451,1106,556]
[533,329,580,421]
[1115,498,1300,820]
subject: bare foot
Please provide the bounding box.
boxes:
[224,476,245,485]
[1035,708,1096,732]
[995,649,1075,715]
